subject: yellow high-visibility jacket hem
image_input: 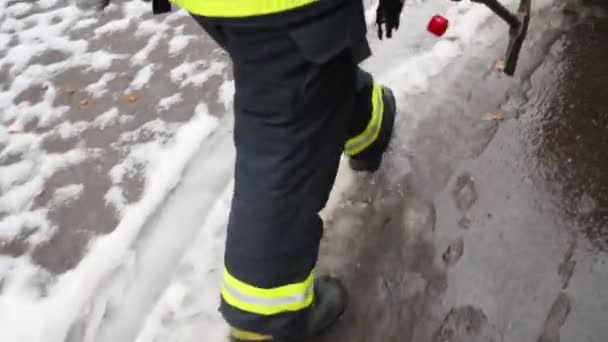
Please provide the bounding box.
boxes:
[171,0,320,18]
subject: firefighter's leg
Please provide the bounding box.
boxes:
[345,68,397,172]
[191,14,358,341]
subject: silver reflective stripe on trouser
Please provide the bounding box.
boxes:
[223,283,314,309]
[345,83,384,156]
[221,268,315,316]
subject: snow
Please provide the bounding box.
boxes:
[131,34,162,66]
[0,100,219,342]
[0,33,11,51]
[51,184,84,206]
[115,119,171,146]
[171,61,198,83]
[0,160,35,191]
[4,3,33,18]
[0,147,86,214]
[0,257,51,342]
[94,17,131,36]
[2,7,82,76]
[39,0,60,9]
[73,18,98,30]
[8,84,70,130]
[94,108,120,129]
[0,209,55,247]
[159,93,183,111]
[188,61,226,86]
[219,80,235,110]
[91,116,235,342]
[1,2,217,340]
[374,0,494,89]
[135,19,166,37]
[123,0,153,17]
[129,65,154,90]
[56,120,90,139]
[88,50,126,71]
[86,73,117,97]
[0,17,25,33]
[171,61,227,88]
[0,210,50,241]
[0,178,44,213]
[39,105,219,342]
[134,181,233,342]
[0,133,37,156]
[104,186,127,215]
[169,35,195,55]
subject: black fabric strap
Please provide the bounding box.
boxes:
[152,0,172,14]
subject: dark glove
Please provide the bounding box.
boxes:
[376,0,405,39]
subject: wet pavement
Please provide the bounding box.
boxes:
[317,2,608,341]
[533,4,608,252]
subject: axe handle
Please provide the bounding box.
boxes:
[472,0,521,28]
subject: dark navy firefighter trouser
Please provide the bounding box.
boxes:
[192,1,385,338]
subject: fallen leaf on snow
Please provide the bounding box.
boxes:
[483,112,504,122]
[63,86,75,94]
[127,93,138,103]
[495,59,506,72]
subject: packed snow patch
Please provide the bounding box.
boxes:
[51,184,84,207]
[0,160,35,192]
[171,61,227,88]
[0,209,51,242]
[169,35,195,55]
[73,18,98,30]
[88,50,126,71]
[159,93,184,111]
[134,182,233,342]
[86,73,117,97]
[39,0,60,9]
[128,64,154,90]
[56,120,90,139]
[94,17,131,36]
[0,148,86,214]
[105,186,127,215]
[94,108,120,129]
[219,80,235,110]
[4,2,34,18]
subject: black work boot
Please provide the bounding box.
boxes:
[230,276,348,341]
[349,86,397,172]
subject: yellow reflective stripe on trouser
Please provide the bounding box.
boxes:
[221,268,314,316]
[171,0,319,17]
[231,328,272,341]
[345,83,384,156]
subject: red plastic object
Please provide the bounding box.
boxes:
[428,15,449,37]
